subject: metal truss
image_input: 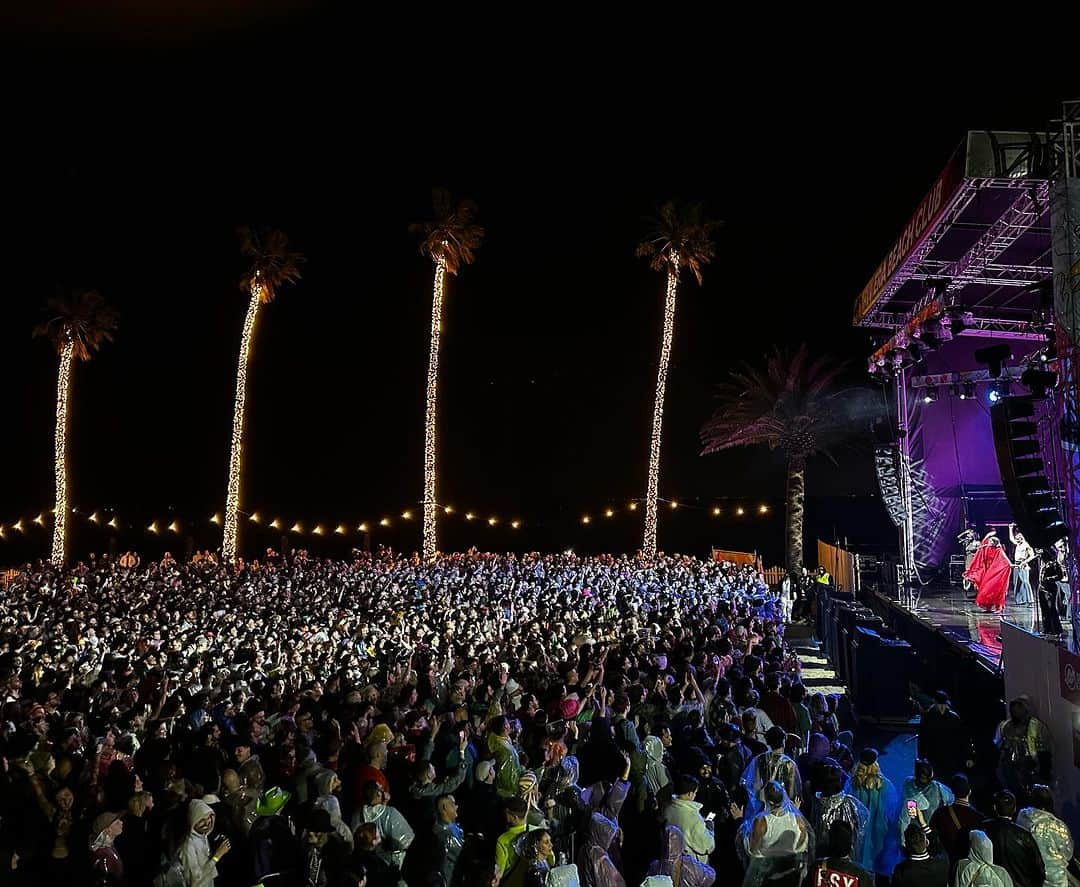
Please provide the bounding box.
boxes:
[873,311,1043,339]
[911,262,1053,287]
[859,177,1051,329]
[944,181,1051,293]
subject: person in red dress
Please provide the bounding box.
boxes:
[964,531,1012,613]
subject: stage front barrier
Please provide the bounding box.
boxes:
[1001,623,1080,841]
[817,540,856,593]
[814,584,914,722]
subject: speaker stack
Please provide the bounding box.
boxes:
[990,394,1067,550]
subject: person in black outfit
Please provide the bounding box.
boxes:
[981,790,1046,887]
[892,822,949,887]
[1038,550,1065,637]
[917,691,968,780]
[816,821,874,887]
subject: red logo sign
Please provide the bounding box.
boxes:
[816,868,860,887]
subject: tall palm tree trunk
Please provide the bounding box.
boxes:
[643,254,680,559]
[223,283,262,561]
[422,262,447,561]
[785,457,806,572]
[51,340,74,564]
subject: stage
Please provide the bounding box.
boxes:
[867,581,1072,672]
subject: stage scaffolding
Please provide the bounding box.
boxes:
[856,110,1080,592]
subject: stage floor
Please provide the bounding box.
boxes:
[875,583,1062,670]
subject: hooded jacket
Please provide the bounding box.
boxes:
[955,831,1015,887]
[644,736,672,797]
[178,799,218,887]
[647,824,717,887]
[352,801,415,870]
[488,731,523,798]
[1017,807,1073,887]
[312,770,353,850]
[577,811,627,887]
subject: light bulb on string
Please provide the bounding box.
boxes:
[380,518,391,527]
[605,509,614,518]
[270,519,281,530]
[147,522,159,534]
[712,507,721,516]
[358,523,369,533]
[168,521,180,534]
[33,514,45,526]
[249,512,261,524]
[511,520,520,529]
[291,523,303,534]
[335,525,346,535]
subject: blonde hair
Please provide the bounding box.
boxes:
[851,761,883,792]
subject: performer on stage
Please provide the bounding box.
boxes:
[1037,549,1065,637]
[963,531,1012,614]
[957,529,979,594]
[1008,524,1036,606]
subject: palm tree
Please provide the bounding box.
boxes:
[700,345,852,572]
[636,201,719,558]
[34,290,118,564]
[222,227,303,561]
[410,188,484,561]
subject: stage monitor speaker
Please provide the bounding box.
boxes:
[990,394,1068,550]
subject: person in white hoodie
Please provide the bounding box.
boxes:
[179,798,231,887]
[662,774,714,863]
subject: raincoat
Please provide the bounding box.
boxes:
[899,778,953,841]
[812,791,869,861]
[955,830,1015,887]
[742,750,801,810]
[576,811,626,887]
[352,800,415,871]
[489,731,524,798]
[178,799,218,887]
[1017,807,1073,887]
[312,770,353,850]
[643,736,671,798]
[647,824,717,887]
[737,788,814,887]
[844,769,901,874]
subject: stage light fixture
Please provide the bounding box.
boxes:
[975,343,1011,379]
[988,381,1010,404]
[945,305,973,335]
[923,386,938,404]
[962,381,975,400]
[1021,366,1057,398]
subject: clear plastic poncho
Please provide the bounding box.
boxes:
[737,785,815,887]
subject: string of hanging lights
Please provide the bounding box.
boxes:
[0,497,773,543]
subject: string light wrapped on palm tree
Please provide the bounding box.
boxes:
[222,227,303,561]
[410,188,484,561]
[700,345,855,572]
[34,290,118,565]
[636,201,719,559]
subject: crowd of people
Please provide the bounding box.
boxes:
[0,547,1073,887]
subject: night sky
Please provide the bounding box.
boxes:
[0,9,1071,564]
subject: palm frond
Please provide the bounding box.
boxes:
[238,226,304,303]
[411,187,485,275]
[700,345,857,459]
[33,290,118,362]
[636,200,720,285]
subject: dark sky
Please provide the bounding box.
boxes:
[0,9,1072,563]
